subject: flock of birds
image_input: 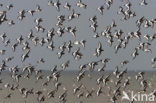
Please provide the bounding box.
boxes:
[0,0,156,103]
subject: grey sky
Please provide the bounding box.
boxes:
[0,0,156,71]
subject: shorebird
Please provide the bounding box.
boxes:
[140,0,148,6]
[85,89,94,98]
[94,42,104,57]
[32,36,39,46]
[80,40,86,48]
[61,60,70,70]
[0,32,7,42]
[136,72,144,80]
[89,16,97,23]
[152,57,156,68]
[54,0,61,11]
[17,35,24,44]
[48,0,54,6]
[77,91,84,98]
[27,29,34,39]
[37,58,45,64]
[55,82,61,91]
[118,6,124,15]
[70,26,77,37]
[103,74,111,86]
[115,78,122,87]
[50,65,57,74]
[8,20,15,26]
[125,0,132,10]
[96,75,104,85]
[21,50,30,62]
[64,2,71,10]
[66,40,72,53]
[39,38,46,46]
[110,94,117,103]
[12,42,19,52]
[35,5,42,12]
[131,48,139,60]
[123,78,130,89]
[17,10,26,20]
[56,27,65,37]
[98,5,104,15]
[120,60,129,67]
[38,95,45,103]
[47,41,55,51]
[27,10,36,16]
[140,80,148,92]
[4,93,12,99]
[76,0,87,9]
[6,57,14,62]
[106,0,113,10]
[73,84,82,94]
[111,19,117,28]
[35,25,45,32]
[57,50,65,59]
[0,49,6,55]
[6,4,13,10]
[47,90,56,98]
[5,39,10,46]
[97,64,106,72]
[90,22,98,32]
[34,18,43,25]
[72,48,83,60]
[113,66,119,76]
[96,86,102,96]
[76,70,85,82]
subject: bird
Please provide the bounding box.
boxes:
[73,84,83,94]
[106,0,113,10]
[0,0,155,103]
[8,20,15,26]
[12,42,19,52]
[17,35,24,44]
[32,36,39,46]
[27,10,36,16]
[34,18,43,25]
[103,74,111,86]
[64,2,71,10]
[76,0,87,9]
[140,0,148,6]
[57,50,65,59]
[35,5,42,12]
[17,10,26,20]
[94,42,104,57]
[21,50,30,62]
[47,90,56,98]
[96,86,102,96]
[61,60,70,70]
[96,75,104,85]
[98,5,104,15]
[0,33,7,42]
[54,0,61,11]
[70,26,77,37]
[90,22,98,32]
[131,48,139,60]
[80,40,86,48]
[6,4,13,10]
[72,48,83,60]
[48,0,54,6]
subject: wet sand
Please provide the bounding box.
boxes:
[0,71,156,103]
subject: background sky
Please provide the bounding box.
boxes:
[0,0,156,71]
